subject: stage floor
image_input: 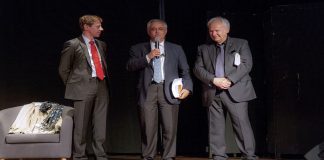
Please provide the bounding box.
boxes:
[108,155,304,160]
[1,155,304,160]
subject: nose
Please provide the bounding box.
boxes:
[100,26,104,31]
[211,31,216,35]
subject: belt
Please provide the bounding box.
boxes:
[151,80,164,85]
[89,77,105,81]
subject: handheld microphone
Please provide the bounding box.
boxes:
[154,37,160,49]
[155,41,159,49]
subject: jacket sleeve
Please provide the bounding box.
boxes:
[126,45,149,72]
[193,45,215,86]
[177,46,193,92]
[58,40,75,84]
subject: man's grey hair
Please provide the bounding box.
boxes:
[147,19,168,31]
[207,16,230,30]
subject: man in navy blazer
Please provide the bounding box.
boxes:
[59,15,109,160]
[193,17,257,160]
[126,19,193,160]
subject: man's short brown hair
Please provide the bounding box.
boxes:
[79,15,103,31]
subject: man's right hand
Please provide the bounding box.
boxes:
[147,49,161,60]
[212,77,231,89]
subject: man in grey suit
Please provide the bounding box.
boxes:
[193,16,257,160]
[59,15,109,160]
[126,19,193,160]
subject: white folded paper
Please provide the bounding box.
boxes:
[171,78,183,98]
[234,52,241,66]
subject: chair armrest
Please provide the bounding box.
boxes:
[59,106,74,149]
[0,106,22,153]
[60,108,73,137]
[0,106,22,135]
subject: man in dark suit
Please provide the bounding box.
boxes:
[193,16,257,160]
[126,19,193,160]
[59,15,109,160]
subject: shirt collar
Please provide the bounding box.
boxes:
[217,38,228,46]
[82,34,92,45]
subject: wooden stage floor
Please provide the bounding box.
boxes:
[3,155,304,160]
[108,155,304,160]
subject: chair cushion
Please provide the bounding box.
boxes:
[5,133,60,143]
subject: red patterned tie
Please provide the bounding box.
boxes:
[89,41,104,80]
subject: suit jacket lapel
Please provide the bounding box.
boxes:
[207,44,217,73]
[143,43,154,69]
[95,40,104,58]
[78,37,92,67]
[225,37,234,67]
[94,40,108,70]
[164,42,169,71]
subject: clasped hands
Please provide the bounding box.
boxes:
[213,77,232,90]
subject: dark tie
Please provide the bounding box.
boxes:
[89,41,104,80]
[215,44,225,77]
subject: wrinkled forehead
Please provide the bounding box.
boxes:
[209,21,229,31]
[147,21,167,30]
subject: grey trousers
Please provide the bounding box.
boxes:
[140,83,179,160]
[209,91,256,160]
[73,78,109,160]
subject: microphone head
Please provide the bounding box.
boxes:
[154,36,160,43]
[154,37,160,49]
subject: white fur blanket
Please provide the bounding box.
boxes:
[8,102,62,134]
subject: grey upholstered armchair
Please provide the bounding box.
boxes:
[0,105,74,160]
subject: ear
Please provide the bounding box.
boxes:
[225,28,230,34]
[84,24,90,31]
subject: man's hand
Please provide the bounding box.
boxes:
[212,77,231,89]
[178,89,190,99]
[147,49,161,60]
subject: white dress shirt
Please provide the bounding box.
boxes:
[149,40,165,81]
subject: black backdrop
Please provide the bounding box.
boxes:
[264,3,324,156]
[1,0,324,157]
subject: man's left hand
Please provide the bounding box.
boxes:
[178,89,190,99]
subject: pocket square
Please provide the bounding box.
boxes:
[234,52,240,66]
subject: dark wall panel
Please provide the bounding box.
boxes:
[265,3,324,155]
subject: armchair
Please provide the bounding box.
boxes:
[0,105,73,160]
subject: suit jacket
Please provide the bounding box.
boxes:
[193,37,256,107]
[126,41,193,107]
[59,36,108,100]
